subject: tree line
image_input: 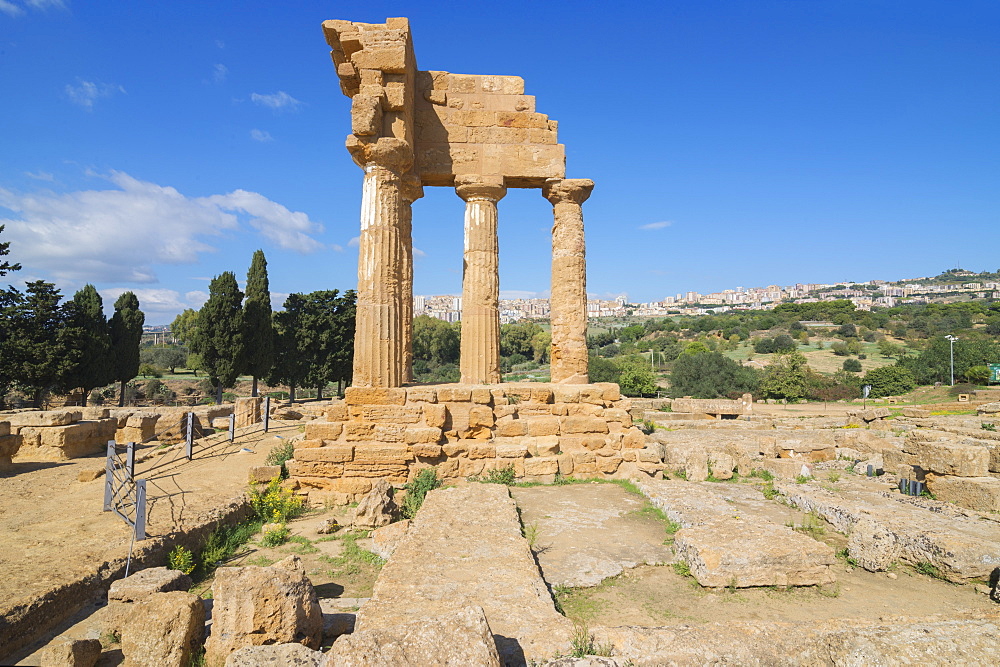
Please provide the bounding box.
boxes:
[0,225,146,408]
[171,250,356,403]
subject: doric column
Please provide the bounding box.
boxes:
[400,175,424,383]
[348,137,412,387]
[543,178,594,384]
[456,175,506,385]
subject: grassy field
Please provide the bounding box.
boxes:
[723,337,901,375]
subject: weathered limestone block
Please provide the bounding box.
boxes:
[422,403,447,428]
[758,458,813,479]
[17,418,116,460]
[248,465,283,484]
[495,417,526,437]
[326,404,348,421]
[411,444,443,457]
[343,422,375,441]
[468,443,496,459]
[685,449,709,482]
[847,517,900,572]
[39,637,103,667]
[234,396,263,429]
[304,421,344,440]
[374,423,406,442]
[295,446,355,463]
[120,591,204,667]
[913,439,989,477]
[352,479,398,528]
[370,519,411,560]
[204,556,323,665]
[523,456,559,475]
[225,643,325,667]
[285,461,343,479]
[622,427,646,449]
[526,416,560,437]
[976,402,1000,415]
[579,386,607,405]
[0,432,21,466]
[496,443,529,458]
[925,475,1000,512]
[344,387,407,406]
[674,520,836,588]
[595,454,622,474]
[903,407,931,418]
[211,417,231,430]
[7,409,81,427]
[708,452,736,479]
[328,606,501,667]
[357,405,424,424]
[438,386,472,402]
[404,426,442,444]
[561,416,609,435]
[405,387,437,403]
[116,413,159,444]
[109,567,193,603]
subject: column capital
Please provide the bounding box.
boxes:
[401,174,424,204]
[346,135,414,174]
[543,178,594,206]
[455,174,506,203]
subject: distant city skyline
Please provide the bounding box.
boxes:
[2,1,997,324]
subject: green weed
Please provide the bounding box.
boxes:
[749,468,774,482]
[672,561,692,577]
[569,622,613,658]
[264,440,295,478]
[915,562,946,580]
[167,545,195,575]
[198,518,263,579]
[249,478,305,524]
[260,524,290,547]
[401,467,441,519]
[285,535,318,554]
[471,464,517,486]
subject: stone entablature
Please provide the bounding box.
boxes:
[286,383,650,504]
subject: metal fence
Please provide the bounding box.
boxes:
[103,440,147,542]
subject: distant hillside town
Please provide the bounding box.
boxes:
[415,269,1000,324]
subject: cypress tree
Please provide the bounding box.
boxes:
[0,224,21,276]
[194,272,245,404]
[243,250,274,397]
[19,281,75,408]
[65,284,114,406]
[109,291,145,407]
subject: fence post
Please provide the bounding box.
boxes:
[263,396,270,433]
[103,440,116,511]
[134,479,147,541]
[186,411,194,460]
[229,412,235,442]
[126,441,136,480]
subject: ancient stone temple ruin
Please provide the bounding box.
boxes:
[322,17,593,387]
[281,17,635,500]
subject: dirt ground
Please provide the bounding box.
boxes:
[512,482,996,630]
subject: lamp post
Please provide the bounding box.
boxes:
[945,335,958,386]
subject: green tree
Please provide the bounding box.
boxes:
[18,281,78,407]
[193,272,245,404]
[244,250,274,397]
[965,365,990,385]
[668,352,759,399]
[0,286,23,409]
[413,315,461,366]
[877,339,903,358]
[500,321,543,359]
[588,355,621,384]
[862,366,916,398]
[842,358,862,373]
[759,351,809,401]
[0,224,21,276]
[63,284,113,406]
[616,357,657,397]
[141,345,188,373]
[170,308,200,346]
[109,291,145,407]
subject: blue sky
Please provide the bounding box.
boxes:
[2,0,998,323]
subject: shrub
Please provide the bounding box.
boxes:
[400,467,441,519]
[668,351,759,399]
[830,341,850,356]
[167,545,195,574]
[842,358,862,373]
[261,525,290,547]
[249,478,304,524]
[966,365,990,384]
[862,366,916,398]
[265,440,295,478]
[473,464,516,486]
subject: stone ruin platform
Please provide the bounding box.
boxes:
[286,383,651,504]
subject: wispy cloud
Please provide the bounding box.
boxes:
[24,170,54,181]
[212,63,228,84]
[1,0,66,16]
[347,236,360,248]
[413,247,427,258]
[639,220,673,231]
[0,170,326,284]
[331,243,345,252]
[65,79,125,111]
[249,128,273,143]
[251,91,302,112]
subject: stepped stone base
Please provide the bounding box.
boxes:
[286,383,648,503]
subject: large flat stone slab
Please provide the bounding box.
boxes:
[674,519,835,588]
[777,481,1000,581]
[356,484,573,663]
[510,483,673,587]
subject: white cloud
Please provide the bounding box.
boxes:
[102,287,193,317]
[184,290,209,308]
[0,170,325,284]
[0,1,24,16]
[639,220,672,231]
[0,0,65,16]
[500,290,548,300]
[65,79,125,111]
[250,91,302,111]
[249,128,272,142]
[24,170,54,181]
[203,189,324,253]
[347,236,360,248]
[413,247,427,258]
[331,244,345,252]
[212,63,228,83]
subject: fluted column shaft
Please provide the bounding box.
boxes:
[353,162,404,387]
[456,176,506,385]
[544,178,594,384]
[400,176,424,383]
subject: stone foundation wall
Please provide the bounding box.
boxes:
[286,383,650,504]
